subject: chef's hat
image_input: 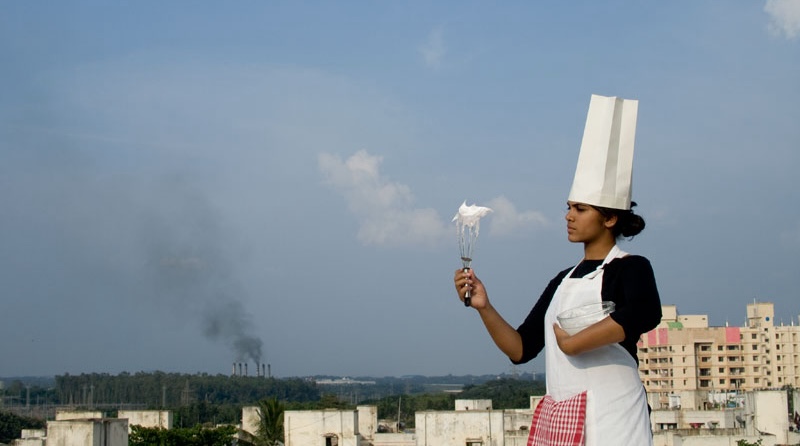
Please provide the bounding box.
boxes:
[567,94,639,210]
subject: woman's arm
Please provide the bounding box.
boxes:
[477,302,524,362]
[553,316,625,356]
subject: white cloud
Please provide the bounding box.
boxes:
[765,0,800,39]
[319,151,550,245]
[318,150,449,247]
[486,196,548,237]
[420,26,446,69]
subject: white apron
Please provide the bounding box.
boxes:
[543,245,652,446]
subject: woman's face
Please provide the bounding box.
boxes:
[565,201,615,244]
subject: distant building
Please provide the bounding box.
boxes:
[638,302,800,411]
[54,410,103,421]
[275,390,798,446]
[34,418,127,446]
[276,400,534,446]
[117,410,172,432]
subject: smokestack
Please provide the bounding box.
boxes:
[268,363,271,378]
[238,363,242,376]
[244,363,248,377]
[262,363,266,378]
[232,363,237,376]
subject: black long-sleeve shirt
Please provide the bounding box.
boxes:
[514,255,662,365]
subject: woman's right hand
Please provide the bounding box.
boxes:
[453,268,489,309]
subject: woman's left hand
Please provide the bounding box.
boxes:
[553,316,626,356]
[553,323,576,355]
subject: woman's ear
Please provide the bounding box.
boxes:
[603,214,618,229]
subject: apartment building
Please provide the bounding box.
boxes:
[638,302,800,410]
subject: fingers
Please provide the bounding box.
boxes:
[453,269,474,300]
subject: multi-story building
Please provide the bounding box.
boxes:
[638,301,800,410]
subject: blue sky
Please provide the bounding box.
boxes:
[1,1,799,378]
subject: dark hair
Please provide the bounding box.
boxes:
[593,201,646,239]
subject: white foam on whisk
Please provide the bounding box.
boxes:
[452,201,493,231]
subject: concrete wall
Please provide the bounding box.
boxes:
[117,410,172,432]
[12,429,46,446]
[370,432,416,446]
[357,405,377,440]
[454,399,493,411]
[653,430,774,446]
[11,439,45,446]
[284,409,360,446]
[415,410,505,446]
[503,408,534,432]
[45,419,128,446]
[747,390,788,444]
[241,406,260,437]
[20,429,46,439]
[652,408,739,431]
[54,410,103,421]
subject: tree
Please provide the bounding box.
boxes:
[254,398,285,446]
[129,424,237,446]
[0,410,45,444]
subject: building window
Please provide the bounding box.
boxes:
[752,345,758,351]
[467,442,484,446]
[752,334,757,339]
[719,368,724,373]
[720,379,726,384]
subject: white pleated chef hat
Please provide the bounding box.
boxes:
[567,94,639,210]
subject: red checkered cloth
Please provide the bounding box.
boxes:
[527,391,587,446]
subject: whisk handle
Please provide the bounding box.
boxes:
[462,266,471,307]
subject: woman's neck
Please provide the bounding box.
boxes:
[583,238,616,261]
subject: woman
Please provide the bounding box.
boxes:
[453,94,662,445]
[454,202,661,445]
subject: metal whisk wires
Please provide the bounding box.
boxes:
[452,201,492,307]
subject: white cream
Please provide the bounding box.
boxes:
[452,201,492,230]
